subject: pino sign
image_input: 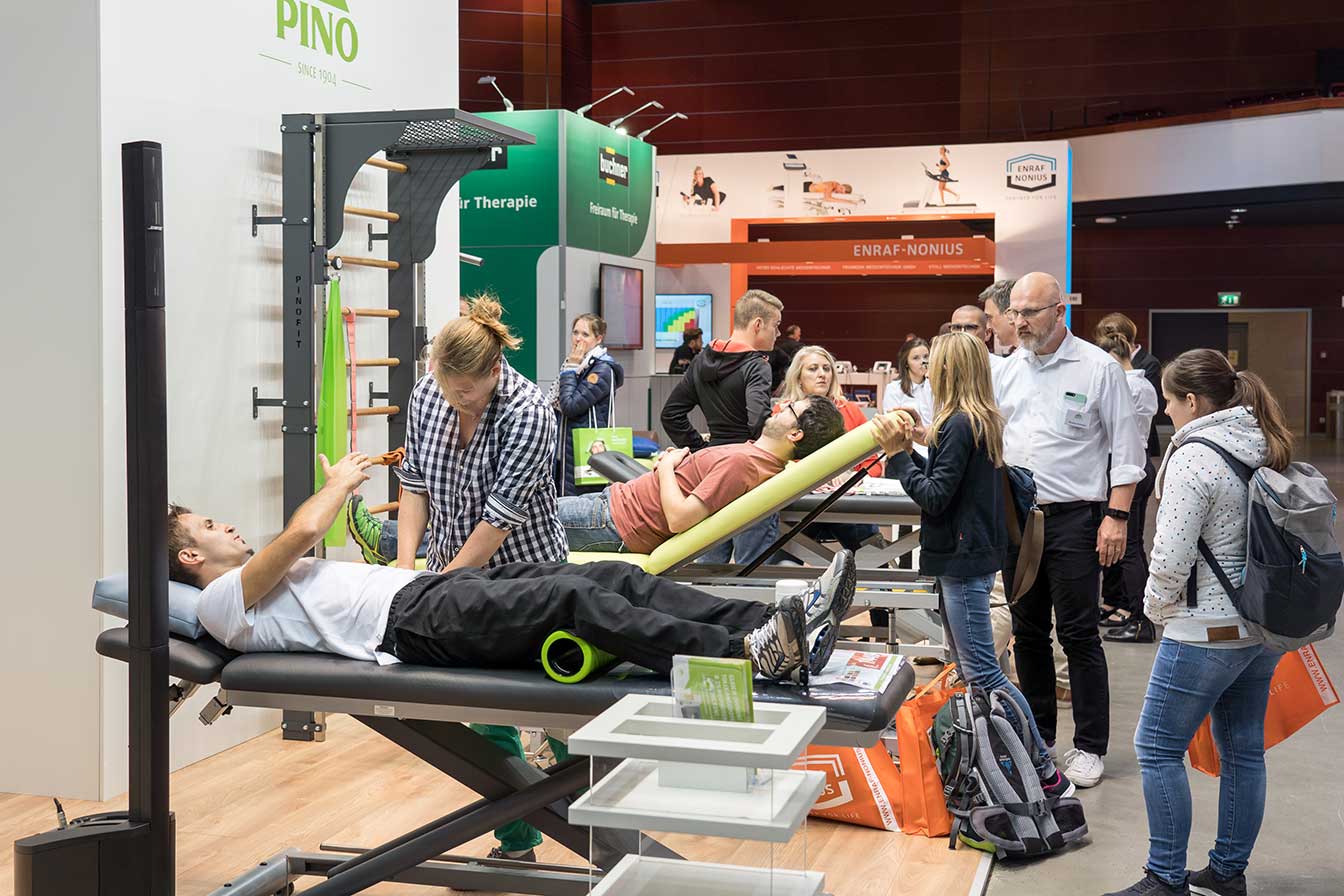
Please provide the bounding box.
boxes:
[277,0,359,62]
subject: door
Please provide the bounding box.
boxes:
[1150,312,1230,433]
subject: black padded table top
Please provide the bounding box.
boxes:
[785,492,920,516]
[96,627,914,738]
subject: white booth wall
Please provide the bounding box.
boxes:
[2,0,460,802]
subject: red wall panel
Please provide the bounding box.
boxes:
[1071,225,1344,427]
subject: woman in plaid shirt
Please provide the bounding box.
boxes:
[394,293,567,861]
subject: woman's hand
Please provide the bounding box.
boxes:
[872,412,914,456]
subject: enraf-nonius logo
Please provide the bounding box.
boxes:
[599,147,630,187]
[277,0,359,63]
[1005,154,1057,193]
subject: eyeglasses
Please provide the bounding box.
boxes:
[947,323,981,333]
[1003,303,1061,323]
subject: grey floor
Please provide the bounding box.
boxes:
[988,435,1344,896]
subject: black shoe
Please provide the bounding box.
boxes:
[1099,607,1133,628]
[1188,865,1247,896]
[1103,870,1190,896]
[1104,617,1155,643]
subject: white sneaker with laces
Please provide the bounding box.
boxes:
[1063,748,1104,788]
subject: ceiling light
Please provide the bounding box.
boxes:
[1231,208,1248,214]
[1095,216,1117,224]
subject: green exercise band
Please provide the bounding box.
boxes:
[540,630,619,684]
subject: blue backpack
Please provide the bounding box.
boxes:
[1183,438,1342,650]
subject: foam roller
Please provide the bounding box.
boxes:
[541,630,619,684]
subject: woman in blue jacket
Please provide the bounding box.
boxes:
[554,313,624,496]
[875,332,1071,798]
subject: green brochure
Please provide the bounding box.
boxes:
[671,655,755,723]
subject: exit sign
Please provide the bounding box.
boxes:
[1218,291,1241,307]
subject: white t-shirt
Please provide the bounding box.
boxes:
[196,558,425,664]
[882,379,934,457]
[1124,368,1159,450]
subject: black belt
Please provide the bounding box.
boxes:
[1039,500,1102,518]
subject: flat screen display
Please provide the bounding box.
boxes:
[599,263,644,350]
[654,294,714,348]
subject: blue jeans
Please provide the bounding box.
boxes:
[941,573,1055,775]
[1134,639,1281,886]
[556,490,627,552]
[698,513,780,565]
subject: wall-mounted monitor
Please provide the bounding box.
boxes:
[654,293,714,349]
[599,263,644,350]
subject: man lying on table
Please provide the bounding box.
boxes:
[174,452,857,687]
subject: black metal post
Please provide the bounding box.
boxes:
[122,139,174,895]
[280,114,318,520]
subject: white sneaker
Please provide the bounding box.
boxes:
[1062,748,1104,788]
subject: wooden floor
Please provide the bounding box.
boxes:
[0,714,980,895]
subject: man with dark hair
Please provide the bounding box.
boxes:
[177,453,859,693]
[559,397,846,555]
[661,288,785,564]
[668,326,704,375]
[770,323,805,390]
[978,279,1018,356]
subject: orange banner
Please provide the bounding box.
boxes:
[658,237,994,276]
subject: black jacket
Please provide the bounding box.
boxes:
[1132,347,1163,456]
[668,343,698,375]
[661,341,772,450]
[887,412,1007,577]
[770,337,804,390]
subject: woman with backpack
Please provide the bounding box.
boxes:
[874,332,1073,800]
[1105,349,1292,896]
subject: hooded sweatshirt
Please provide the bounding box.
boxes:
[660,337,772,450]
[1145,406,1266,645]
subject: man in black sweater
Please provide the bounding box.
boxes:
[661,289,783,563]
[770,324,805,391]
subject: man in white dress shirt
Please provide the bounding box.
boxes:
[994,272,1147,789]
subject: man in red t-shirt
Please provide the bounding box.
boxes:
[556,396,845,554]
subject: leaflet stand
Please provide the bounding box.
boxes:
[568,694,829,895]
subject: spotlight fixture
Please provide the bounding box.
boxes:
[609,101,664,132]
[637,112,688,140]
[576,86,634,118]
[1095,216,1117,224]
[1231,207,1248,213]
[476,76,514,112]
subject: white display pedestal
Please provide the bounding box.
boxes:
[568,694,828,891]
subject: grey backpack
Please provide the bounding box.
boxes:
[1184,438,1342,650]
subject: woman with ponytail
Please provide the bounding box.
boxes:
[392,292,568,864]
[1106,349,1292,896]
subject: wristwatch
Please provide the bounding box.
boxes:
[1104,507,1130,522]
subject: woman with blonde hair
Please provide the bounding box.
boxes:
[394,291,568,863]
[778,346,881,552]
[874,332,1071,797]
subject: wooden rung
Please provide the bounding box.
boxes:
[345,206,400,223]
[346,357,400,367]
[351,405,400,417]
[342,307,400,319]
[368,501,399,515]
[331,255,399,271]
[365,157,408,174]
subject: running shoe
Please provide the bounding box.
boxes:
[347,495,390,566]
[747,595,808,683]
[1187,865,1247,896]
[1103,870,1190,896]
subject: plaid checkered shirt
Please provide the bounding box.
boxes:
[395,359,567,570]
